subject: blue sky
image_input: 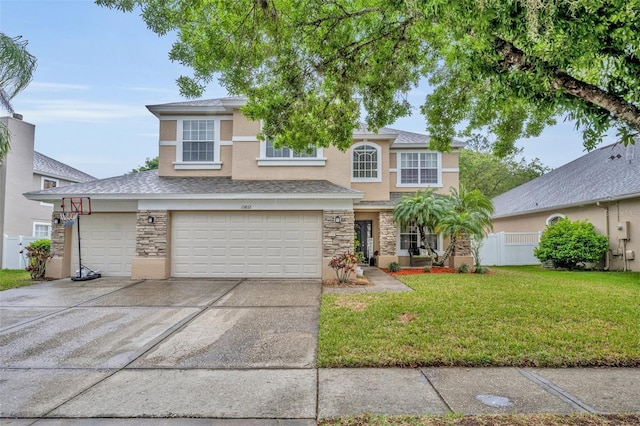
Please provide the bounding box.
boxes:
[2,0,613,179]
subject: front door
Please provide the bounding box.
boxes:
[354,220,372,263]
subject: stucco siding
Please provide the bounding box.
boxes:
[493,198,640,271]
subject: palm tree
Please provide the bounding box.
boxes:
[0,33,37,161]
[437,185,494,264]
[393,190,442,257]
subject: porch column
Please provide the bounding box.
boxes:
[322,209,354,280]
[131,210,171,279]
[45,212,72,279]
[378,211,398,268]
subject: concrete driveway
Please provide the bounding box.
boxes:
[0,277,321,423]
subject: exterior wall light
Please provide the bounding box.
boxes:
[53,217,61,225]
[148,216,155,224]
[334,215,341,223]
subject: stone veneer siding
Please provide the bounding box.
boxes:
[50,213,65,257]
[323,210,355,257]
[378,211,397,256]
[136,210,168,257]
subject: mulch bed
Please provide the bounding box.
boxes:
[382,267,456,276]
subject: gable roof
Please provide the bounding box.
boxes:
[24,170,363,202]
[33,151,96,183]
[493,142,640,218]
[354,123,466,148]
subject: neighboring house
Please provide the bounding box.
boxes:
[25,97,464,280]
[492,142,639,272]
[0,116,96,269]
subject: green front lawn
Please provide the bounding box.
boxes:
[0,269,34,291]
[319,266,640,368]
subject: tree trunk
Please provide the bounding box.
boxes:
[496,38,640,131]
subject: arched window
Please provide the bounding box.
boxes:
[352,142,381,182]
[546,213,565,225]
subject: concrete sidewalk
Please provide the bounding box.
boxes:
[1,275,638,424]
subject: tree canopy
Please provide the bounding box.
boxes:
[98,0,639,155]
[0,33,37,161]
[130,156,159,173]
[459,137,550,198]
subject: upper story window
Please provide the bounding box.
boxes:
[183,120,215,162]
[42,178,58,190]
[397,151,441,187]
[258,139,326,166]
[266,139,317,158]
[546,213,565,225]
[169,117,228,170]
[352,142,381,182]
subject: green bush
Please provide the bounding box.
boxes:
[388,262,401,272]
[534,218,609,270]
[474,266,490,274]
[22,239,52,280]
[423,265,431,273]
[457,263,470,273]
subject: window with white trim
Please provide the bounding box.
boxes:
[397,151,441,186]
[33,223,51,239]
[182,119,215,162]
[352,143,381,181]
[265,139,317,158]
[42,178,58,190]
[546,213,565,225]
[399,222,439,251]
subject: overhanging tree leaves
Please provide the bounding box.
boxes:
[97,0,639,154]
[0,33,37,161]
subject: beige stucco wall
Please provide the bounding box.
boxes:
[1,118,36,242]
[160,120,177,141]
[232,110,260,136]
[158,145,233,177]
[493,198,640,272]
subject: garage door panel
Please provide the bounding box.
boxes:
[71,213,136,277]
[172,211,321,278]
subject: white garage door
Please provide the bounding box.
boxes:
[172,211,322,278]
[71,213,137,276]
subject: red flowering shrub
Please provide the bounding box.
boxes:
[328,252,358,283]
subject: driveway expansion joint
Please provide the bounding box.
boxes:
[518,368,600,414]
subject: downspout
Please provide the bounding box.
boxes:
[596,201,610,271]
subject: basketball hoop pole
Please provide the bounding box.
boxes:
[62,196,101,281]
[77,215,82,280]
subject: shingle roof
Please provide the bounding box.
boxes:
[24,170,363,201]
[492,143,640,218]
[355,123,465,147]
[33,151,96,183]
[355,192,407,209]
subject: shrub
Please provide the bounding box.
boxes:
[423,265,431,273]
[388,262,401,272]
[329,252,358,283]
[22,239,52,280]
[457,263,470,273]
[534,218,609,270]
[474,266,490,274]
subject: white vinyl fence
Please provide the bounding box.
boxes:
[2,235,38,270]
[479,232,541,266]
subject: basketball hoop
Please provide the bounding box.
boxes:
[59,212,78,226]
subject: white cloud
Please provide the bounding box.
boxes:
[29,82,91,92]
[16,99,151,124]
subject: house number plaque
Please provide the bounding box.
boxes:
[241,205,252,210]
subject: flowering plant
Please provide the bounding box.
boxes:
[328,252,358,283]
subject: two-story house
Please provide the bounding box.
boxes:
[25,97,464,280]
[1,115,96,269]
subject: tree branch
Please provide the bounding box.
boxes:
[496,38,640,131]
